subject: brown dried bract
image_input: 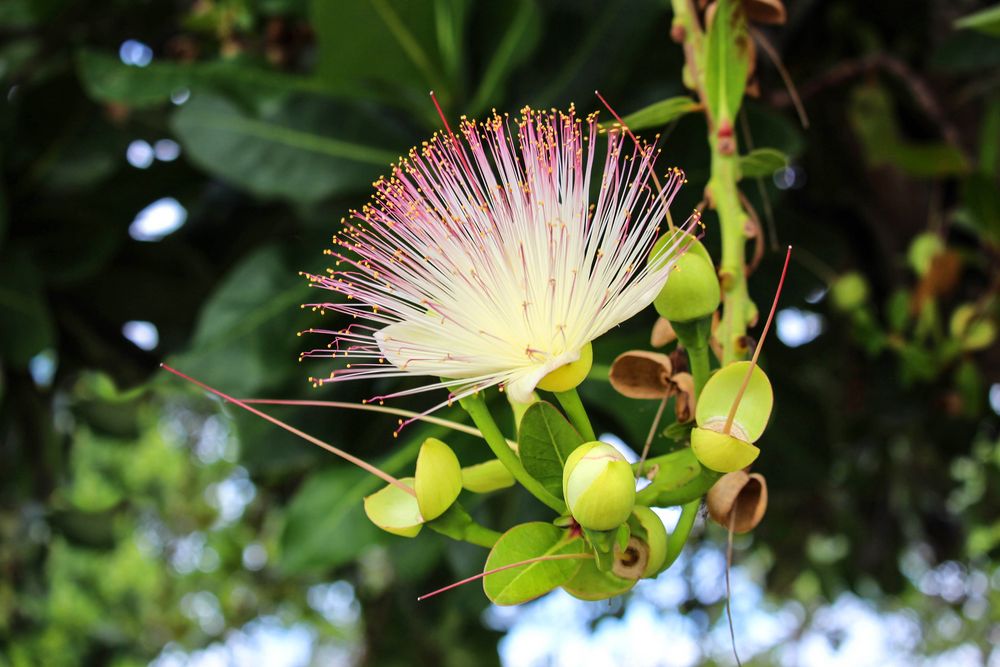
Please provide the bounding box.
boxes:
[651,317,677,348]
[706,471,768,533]
[670,372,696,423]
[609,351,674,399]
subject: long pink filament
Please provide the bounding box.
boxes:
[723,246,792,435]
[160,364,415,496]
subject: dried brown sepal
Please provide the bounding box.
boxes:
[746,0,786,25]
[651,317,677,348]
[609,351,674,399]
[912,250,962,311]
[706,471,768,533]
[670,372,696,423]
[612,536,650,580]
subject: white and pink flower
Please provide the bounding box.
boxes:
[301,105,690,414]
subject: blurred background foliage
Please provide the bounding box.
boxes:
[0,0,998,665]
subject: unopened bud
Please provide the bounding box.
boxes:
[563,442,636,531]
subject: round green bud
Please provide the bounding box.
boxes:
[537,342,593,393]
[950,304,996,352]
[830,272,869,313]
[654,252,721,323]
[562,442,636,531]
[414,437,463,521]
[907,232,944,277]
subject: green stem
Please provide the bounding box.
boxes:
[712,150,751,364]
[660,498,700,573]
[687,342,711,400]
[554,388,597,441]
[428,519,501,548]
[460,394,566,513]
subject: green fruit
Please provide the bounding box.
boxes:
[654,252,722,323]
[830,272,869,312]
[563,442,636,531]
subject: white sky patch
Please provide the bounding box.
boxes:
[119,39,153,67]
[171,89,191,105]
[122,320,159,350]
[28,350,57,387]
[777,308,824,348]
[989,383,1000,416]
[805,286,828,304]
[154,139,181,161]
[129,197,187,241]
[599,432,639,463]
[127,140,154,169]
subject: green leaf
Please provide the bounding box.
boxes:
[737,147,788,179]
[170,93,400,203]
[959,172,1000,245]
[483,522,585,605]
[280,466,383,574]
[0,248,55,367]
[311,0,451,103]
[468,0,541,115]
[599,96,699,132]
[848,84,969,177]
[704,0,750,125]
[955,4,1000,37]
[517,401,585,499]
[170,246,305,396]
[279,435,422,574]
[76,49,334,108]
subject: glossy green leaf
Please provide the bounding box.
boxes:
[955,4,1000,36]
[279,467,382,574]
[171,93,399,203]
[696,361,773,442]
[704,0,750,124]
[468,0,541,115]
[483,522,586,605]
[600,96,699,132]
[76,49,333,108]
[562,557,635,601]
[311,0,450,101]
[518,401,584,499]
[738,147,788,179]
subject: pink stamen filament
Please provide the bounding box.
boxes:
[723,246,792,435]
[160,364,416,496]
[416,552,593,601]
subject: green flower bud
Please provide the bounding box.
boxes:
[562,557,636,601]
[654,251,721,323]
[630,507,668,577]
[363,478,423,538]
[830,272,868,312]
[907,232,943,277]
[415,438,462,521]
[950,304,996,352]
[537,343,593,393]
[562,442,636,531]
[461,459,516,493]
